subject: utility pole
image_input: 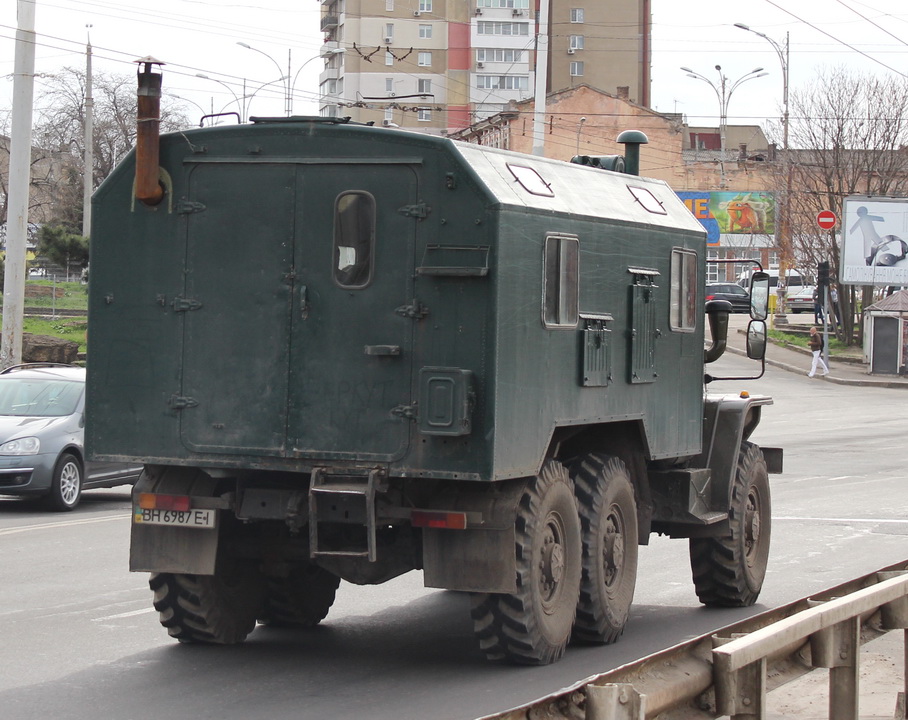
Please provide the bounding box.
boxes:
[2,0,37,368]
[531,0,550,156]
[83,25,94,239]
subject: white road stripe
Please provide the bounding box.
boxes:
[0,514,129,536]
[775,516,907,524]
[93,607,157,621]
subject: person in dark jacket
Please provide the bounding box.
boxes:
[807,326,829,378]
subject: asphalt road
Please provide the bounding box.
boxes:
[1,352,906,720]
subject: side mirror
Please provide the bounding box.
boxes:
[747,319,767,360]
[749,272,770,320]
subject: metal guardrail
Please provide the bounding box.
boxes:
[479,560,908,720]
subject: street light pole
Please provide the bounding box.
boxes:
[238,42,291,117]
[195,74,242,121]
[289,48,345,116]
[681,65,768,189]
[735,23,793,320]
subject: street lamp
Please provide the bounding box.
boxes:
[195,74,242,119]
[238,42,291,116]
[735,23,793,319]
[576,116,586,154]
[290,48,345,116]
[680,65,768,188]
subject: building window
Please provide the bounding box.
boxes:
[386,78,394,92]
[386,0,394,10]
[418,108,432,122]
[477,0,530,7]
[385,51,394,66]
[419,0,432,11]
[706,251,720,283]
[419,24,432,39]
[476,48,524,63]
[569,35,584,50]
[543,235,580,328]
[476,75,529,91]
[569,61,584,77]
[570,8,584,22]
[670,249,698,331]
[334,192,376,289]
[418,51,432,67]
[418,79,432,94]
[384,23,394,41]
[477,21,529,36]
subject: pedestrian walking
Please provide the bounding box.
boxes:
[813,287,824,324]
[807,327,829,378]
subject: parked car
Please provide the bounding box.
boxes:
[705,282,751,313]
[0,364,142,510]
[786,285,816,314]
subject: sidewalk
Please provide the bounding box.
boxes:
[725,314,908,389]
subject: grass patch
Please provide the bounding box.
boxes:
[23,317,88,354]
[769,328,854,355]
[25,280,88,310]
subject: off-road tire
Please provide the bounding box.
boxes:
[690,442,771,607]
[44,452,82,511]
[261,564,340,627]
[570,453,638,644]
[470,460,581,665]
[150,562,265,644]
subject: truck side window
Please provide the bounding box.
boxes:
[543,234,579,327]
[334,191,376,288]
[669,249,697,331]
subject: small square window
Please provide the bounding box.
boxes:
[419,24,432,39]
[418,79,432,94]
[418,108,432,122]
[570,8,584,22]
[569,61,584,77]
[569,35,584,50]
[418,51,432,67]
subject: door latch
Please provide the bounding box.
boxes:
[390,403,418,420]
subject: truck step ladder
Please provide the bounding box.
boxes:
[308,468,382,562]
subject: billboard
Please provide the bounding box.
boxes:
[841,196,908,286]
[676,191,776,248]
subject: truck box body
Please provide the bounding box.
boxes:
[87,122,706,480]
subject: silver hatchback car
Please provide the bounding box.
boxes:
[0,364,142,511]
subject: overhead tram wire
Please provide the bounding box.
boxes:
[833,0,908,49]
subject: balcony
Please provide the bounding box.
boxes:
[320,15,339,31]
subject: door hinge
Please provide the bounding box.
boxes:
[397,202,430,219]
[171,296,203,312]
[168,395,199,410]
[390,403,418,420]
[394,299,429,320]
[176,199,207,215]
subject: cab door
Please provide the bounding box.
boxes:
[287,163,419,461]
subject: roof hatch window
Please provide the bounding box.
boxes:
[508,163,555,197]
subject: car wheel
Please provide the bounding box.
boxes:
[45,452,83,511]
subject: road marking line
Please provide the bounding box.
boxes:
[0,514,128,536]
[776,516,907,524]
[93,607,157,621]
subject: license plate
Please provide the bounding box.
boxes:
[133,507,217,529]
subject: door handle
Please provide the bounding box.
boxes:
[364,345,401,356]
[300,284,310,320]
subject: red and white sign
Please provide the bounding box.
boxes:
[816,210,838,229]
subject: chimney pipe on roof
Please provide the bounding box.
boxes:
[135,57,164,206]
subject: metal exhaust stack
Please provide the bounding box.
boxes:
[616,130,649,176]
[135,57,164,205]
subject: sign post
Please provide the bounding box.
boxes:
[816,210,838,230]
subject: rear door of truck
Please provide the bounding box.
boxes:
[287,161,419,462]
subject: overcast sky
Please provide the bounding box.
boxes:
[1,0,907,130]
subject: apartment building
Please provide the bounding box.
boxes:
[318,0,650,132]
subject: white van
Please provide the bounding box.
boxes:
[738,269,807,294]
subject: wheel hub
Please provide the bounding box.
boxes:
[602,508,625,588]
[539,514,566,606]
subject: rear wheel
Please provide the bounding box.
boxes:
[570,453,638,644]
[470,460,581,665]
[150,558,264,644]
[44,452,82,511]
[690,442,771,606]
[261,564,340,627]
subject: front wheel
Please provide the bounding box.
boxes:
[470,460,581,665]
[690,442,771,607]
[44,452,82,511]
[570,453,638,644]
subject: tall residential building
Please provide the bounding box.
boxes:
[318,0,650,133]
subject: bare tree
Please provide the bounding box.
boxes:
[13,66,192,232]
[785,66,908,343]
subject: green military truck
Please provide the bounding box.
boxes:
[86,64,780,665]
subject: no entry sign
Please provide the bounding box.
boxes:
[817,210,838,230]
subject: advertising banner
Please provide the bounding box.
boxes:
[841,196,908,286]
[676,191,776,248]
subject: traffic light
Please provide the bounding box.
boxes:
[817,260,830,289]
